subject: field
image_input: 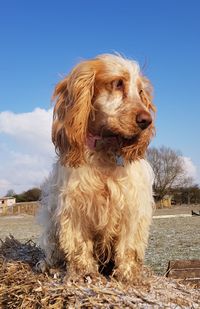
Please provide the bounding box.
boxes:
[0,205,200,275]
[145,215,200,274]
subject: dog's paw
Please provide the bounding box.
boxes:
[35,259,64,279]
[113,263,142,284]
[35,259,49,273]
[64,268,106,285]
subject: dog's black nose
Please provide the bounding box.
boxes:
[136,111,152,130]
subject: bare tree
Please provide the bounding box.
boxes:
[147,146,193,200]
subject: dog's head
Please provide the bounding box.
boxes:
[52,54,156,167]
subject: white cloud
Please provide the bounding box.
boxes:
[181,156,198,181]
[0,108,53,154]
[0,108,55,196]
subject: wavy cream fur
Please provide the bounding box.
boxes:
[39,54,155,282]
[39,159,154,281]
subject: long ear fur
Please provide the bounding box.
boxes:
[122,76,156,161]
[52,62,95,167]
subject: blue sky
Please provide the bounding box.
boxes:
[0,0,200,194]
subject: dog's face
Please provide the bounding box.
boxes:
[52,54,156,166]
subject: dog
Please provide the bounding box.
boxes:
[38,53,155,282]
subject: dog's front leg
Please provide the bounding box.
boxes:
[114,248,142,283]
[59,215,98,281]
[114,217,151,283]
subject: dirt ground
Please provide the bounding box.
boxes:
[0,205,200,275]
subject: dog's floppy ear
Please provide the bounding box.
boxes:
[52,61,96,167]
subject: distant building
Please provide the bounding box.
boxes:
[0,197,16,214]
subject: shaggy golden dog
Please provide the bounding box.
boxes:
[39,54,155,282]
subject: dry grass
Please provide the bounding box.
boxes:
[0,236,200,308]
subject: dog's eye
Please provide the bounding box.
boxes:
[139,89,143,95]
[113,79,124,90]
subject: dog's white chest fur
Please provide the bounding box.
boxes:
[49,159,154,235]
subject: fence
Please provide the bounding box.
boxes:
[0,201,39,216]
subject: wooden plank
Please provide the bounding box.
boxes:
[167,260,200,270]
[166,260,200,285]
[167,268,200,279]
